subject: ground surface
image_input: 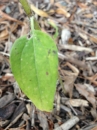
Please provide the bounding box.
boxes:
[0,0,97,130]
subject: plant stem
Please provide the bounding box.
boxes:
[19,0,32,17]
[30,17,34,34]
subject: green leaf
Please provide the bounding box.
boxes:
[10,23,58,112]
[10,36,28,88]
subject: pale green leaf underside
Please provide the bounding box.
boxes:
[10,30,58,112]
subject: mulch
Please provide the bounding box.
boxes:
[0,0,97,130]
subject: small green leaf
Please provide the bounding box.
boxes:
[10,19,58,112]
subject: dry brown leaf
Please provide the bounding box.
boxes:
[78,2,88,9]
[91,126,97,130]
[89,35,97,44]
[0,17,7,22]
[55,3,70,17]
[66,99,89,107]
[93,1,97,6]
[86,74,97,86]
[0,23,18,40]
[63,62,79,97]
[83,14,93,18]
[50,0,54,4]
[0,10,23,25]
[55,8,70,18]
[30,4,49,17]
[90,108,97,119]
[48,9,55,15]
[0,28,8,39]
[64,75,76,98]
[75,84,96,109]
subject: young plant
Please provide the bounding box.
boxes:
[10,17,58,112]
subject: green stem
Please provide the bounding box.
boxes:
[30,17,41,35]
[30,17,34,34]
[19,0,41,31]
[19,0,32,17]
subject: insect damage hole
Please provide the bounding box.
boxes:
[46,72,49,75]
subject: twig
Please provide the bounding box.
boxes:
[58,52,87,70]
[59,44,93,52]
[58,72,66,94]
[54,116,79,130]
[0,52,10,56]
[86,57,97,60]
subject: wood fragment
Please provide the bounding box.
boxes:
[60,44,93,52]
[54,116,79,130]
[58,52,87,70]
[86,57,97,60]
